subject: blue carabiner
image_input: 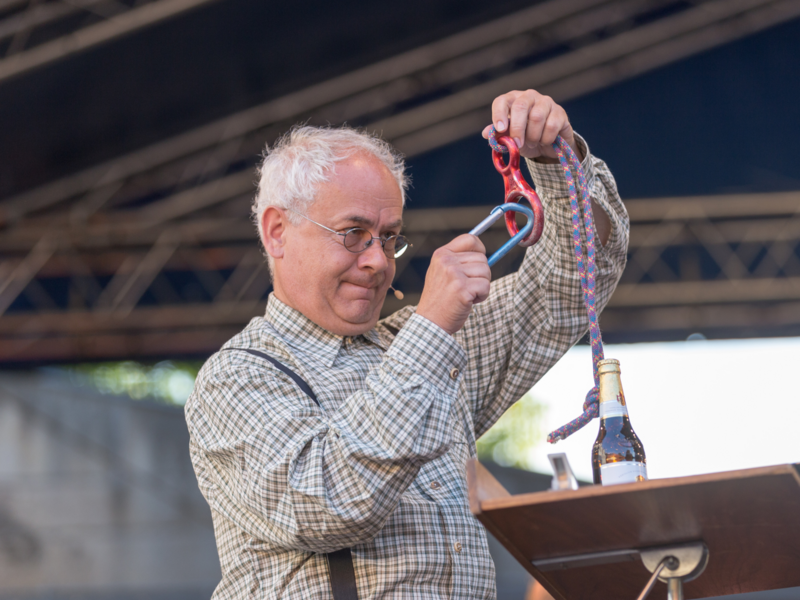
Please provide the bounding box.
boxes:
[469,203,536,267]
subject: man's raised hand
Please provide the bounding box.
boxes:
[481,89,581,162]
[416,234,491,335]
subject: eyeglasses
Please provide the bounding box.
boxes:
[285,208,411,258]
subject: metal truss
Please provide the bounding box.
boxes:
[0,0,220,83]
[600,192,800,340]
[385,191,800,321]
[2,0,800,361]
[2,191,800,361]
[3,0,798,227]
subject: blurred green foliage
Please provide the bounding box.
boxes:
[63,360,203,405]
[476,393,546,471]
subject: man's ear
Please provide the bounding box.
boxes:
[260,206,287,259]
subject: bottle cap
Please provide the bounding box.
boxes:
[597,358,621,375]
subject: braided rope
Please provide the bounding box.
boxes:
[487,126,603,443]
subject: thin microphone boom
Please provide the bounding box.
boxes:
[388,286,404,300]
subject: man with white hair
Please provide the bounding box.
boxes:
[185,90,629,599]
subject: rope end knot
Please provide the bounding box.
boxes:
[546,387,599,444]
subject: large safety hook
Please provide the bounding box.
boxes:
[491,134,545,247]
[470,203,535,267]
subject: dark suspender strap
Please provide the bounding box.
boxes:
[220,347,358,599]
[326,548,358,600]
[220,347,318,405]
[383,323,400,337]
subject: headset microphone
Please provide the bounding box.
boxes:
[388,286,404,300]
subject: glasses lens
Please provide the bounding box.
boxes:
[343,228,372,252]
[387,236,409,258]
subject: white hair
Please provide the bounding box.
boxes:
[252,126,409,255]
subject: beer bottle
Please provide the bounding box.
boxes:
[591,359,647,485]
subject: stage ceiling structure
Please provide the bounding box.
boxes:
[0,0,799,362]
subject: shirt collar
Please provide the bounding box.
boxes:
[263,294,391,366]
[263,295,344,367]
[362,327,391,351]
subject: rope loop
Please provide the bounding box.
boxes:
[546,387,599,443]
[487,126,605,444]
[488,130,507,154]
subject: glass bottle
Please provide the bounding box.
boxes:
[591,359,647,485]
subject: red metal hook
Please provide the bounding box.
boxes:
[491,134,544,247]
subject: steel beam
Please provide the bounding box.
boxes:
[599,301,800,335]
[0,236,57,317]
[386,0,800,155]
[0,0,107,44]
[0,0,606,221]
[0,0,221,83]
[2,191,800,360]
[4,0,779,226]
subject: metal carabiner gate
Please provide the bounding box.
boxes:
[470,202,535,267]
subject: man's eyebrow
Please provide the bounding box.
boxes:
[342,216,404,230]
[342,215,373,226]
[385,219,403,230]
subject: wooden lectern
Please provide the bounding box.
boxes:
[467,460,800,600]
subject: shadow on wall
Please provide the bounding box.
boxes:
[0,371,219,600]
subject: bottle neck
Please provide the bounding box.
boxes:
[598,371,629,419]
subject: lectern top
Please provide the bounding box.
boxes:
[467,461,800,600]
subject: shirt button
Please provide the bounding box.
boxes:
[449,367,460,380]
[454,542,463,553]
[430,481,441,490]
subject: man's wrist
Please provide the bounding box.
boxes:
[414,307,456,336]
[386,313,467,391]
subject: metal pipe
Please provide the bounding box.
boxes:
[667,577,683,600]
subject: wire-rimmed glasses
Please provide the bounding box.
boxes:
[285,208,411,258]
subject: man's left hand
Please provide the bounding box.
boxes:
[482,89,611,245]
[481,89,582,163]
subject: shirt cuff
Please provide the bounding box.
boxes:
[523,132,595,202]
[385,313,467,393]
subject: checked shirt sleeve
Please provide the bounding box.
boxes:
[185,313,465,554]
[458,133,630,438]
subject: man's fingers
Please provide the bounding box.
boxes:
[463,277,491,305]
[491,91,521,133]
[508,92,534,148]
[489,89,574,159]
[541,104,568,146]
[459,261,492,280]
[446,233,486,255]
[526,100,551,149]
[418,233,492,335]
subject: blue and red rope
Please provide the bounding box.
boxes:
[487,126,603,443]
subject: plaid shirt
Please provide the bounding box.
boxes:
[185,136,629,599]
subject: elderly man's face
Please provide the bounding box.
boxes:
[273,152,404,336]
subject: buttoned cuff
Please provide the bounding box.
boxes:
[385,313,467,393]
[524,132,595,202]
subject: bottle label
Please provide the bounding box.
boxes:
[600,461,648,485]
[599,402,628,419]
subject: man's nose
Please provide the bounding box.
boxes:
[358,240,390,271]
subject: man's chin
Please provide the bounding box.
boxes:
[333,301,385,335]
